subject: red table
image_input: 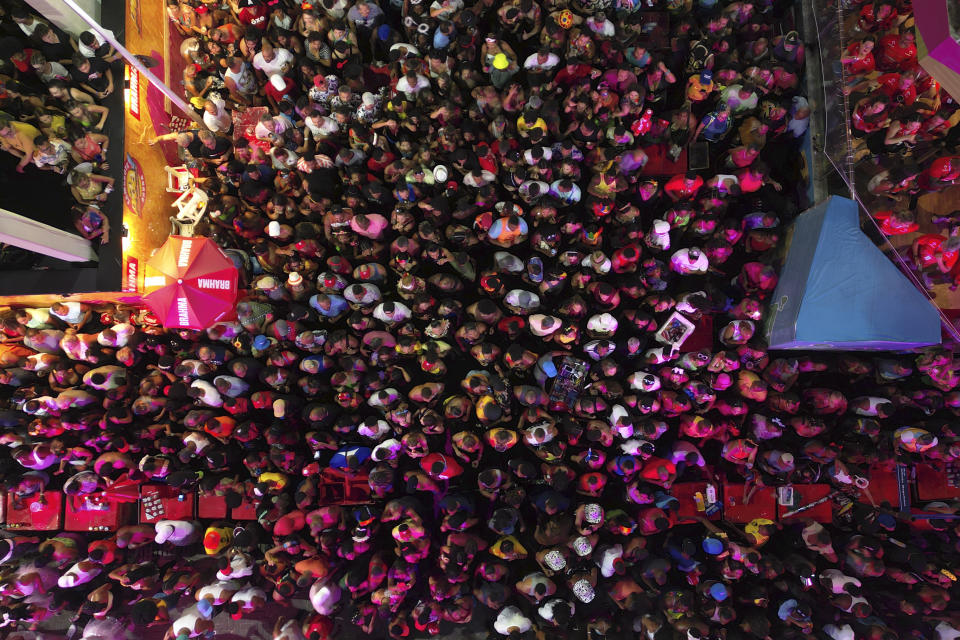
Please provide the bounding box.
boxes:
[639,143,688,176]
[671,481,722,520]
[317,469,371,506]
[232,496,258,520]
[679,315,714,353]
[65,496,134,532]
[916,463,960,501]
[5,492,63,531]
[778,484,833,523]
[139,485,196,524]
[867,464,902,508]
[197,490,259,520]
[197,491,229,520]
[723,483,777,523]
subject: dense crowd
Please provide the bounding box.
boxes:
[0,1,118,244]
[1,0,960,639]
[839,0,960,289]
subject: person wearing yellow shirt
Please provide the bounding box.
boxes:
[0,117,40,173]
[490,535,528,561]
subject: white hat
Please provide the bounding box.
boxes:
[267,220,281,237]
[652,219,670,235]
[362,91,377,106]
[433,165,448,182]
[288,272,303,286]
[269,74,286,92]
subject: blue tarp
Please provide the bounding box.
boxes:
[766,196,941,350]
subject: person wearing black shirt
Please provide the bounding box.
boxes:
[33,23,74,63]
[69,54,112,99]
[195,130,233,164]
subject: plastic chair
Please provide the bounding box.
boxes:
[165,165,193,193]
[172,187,208,223]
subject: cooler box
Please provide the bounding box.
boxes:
[723,483,777,523]
[139,484,196,524]
[5,491,62,530]
[778,484,833,523]
[916,463,960,501]
[671,481,721,520]
[65,496,134,532]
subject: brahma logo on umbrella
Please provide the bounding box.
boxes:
[142,236,239,329]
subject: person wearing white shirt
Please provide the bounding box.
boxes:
[494,606,532,636]
[202,96,232,134]
[670,247,709,275]
[523,50,560,73]
[253,42,294,78]
[155,520,202,545]
[309,579,341,615]
[395,71,431,98]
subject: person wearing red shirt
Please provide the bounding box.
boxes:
[664,172,704,201]
[236,0,269,32]
[872,72,917,106]
[842,40,876,76]
[551,60,596,88]
[919,155,960,191]
[877,31,917,71]
[873,210,919,236]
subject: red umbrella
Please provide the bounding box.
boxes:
[142,236,238,329]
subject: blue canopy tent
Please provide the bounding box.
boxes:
[766,196,941,350]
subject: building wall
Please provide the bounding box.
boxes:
[24,0,100,36]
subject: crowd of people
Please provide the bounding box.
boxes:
[840,0,960,289]
[1,0,960,639]
[0,1,117,244]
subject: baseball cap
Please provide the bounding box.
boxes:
[709,583,729,601]
[196,598,214,618]
[703,538,725,555]
[700,69,713,84]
